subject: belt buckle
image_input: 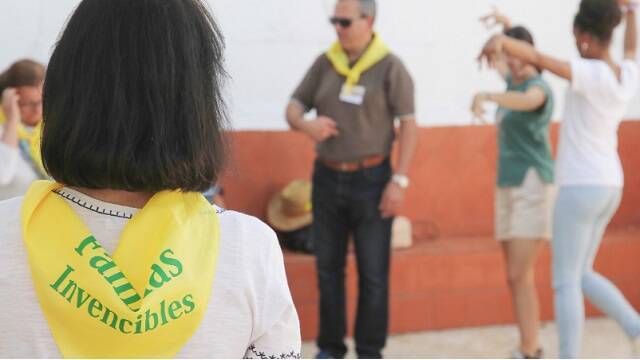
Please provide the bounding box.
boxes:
[340,162,349,171]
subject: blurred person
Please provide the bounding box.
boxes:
[267,179,314,254]
[479,0,640,357]
[285,0,418,357]
[472,10,555,359]
[0,0,300,357]
[0,59,47,200]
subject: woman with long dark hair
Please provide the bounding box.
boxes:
[0,0,301,357]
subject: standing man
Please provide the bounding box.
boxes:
[286,0,417,357]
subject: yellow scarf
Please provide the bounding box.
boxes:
[21,181,220,358]
[0,111,46,177]
[325,33,390,90]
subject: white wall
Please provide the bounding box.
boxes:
[1,0,639,130]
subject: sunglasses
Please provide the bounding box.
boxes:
[329,15,365,28]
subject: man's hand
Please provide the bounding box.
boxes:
[379,181,405,218]
[304,116,340,142]
[1,88,21,124]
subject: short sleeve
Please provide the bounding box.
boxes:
[620,59,640,100]
[570,58,602,95]
[528,78,554,113]
[243,221,301,359]
[291,55,327,111]
[385,57,415,119]
[243,306,301,359]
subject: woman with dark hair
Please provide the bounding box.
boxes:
[0,0,300,358]
[479,0,640,357]
[472,10,554,359]
[0,59,47,199]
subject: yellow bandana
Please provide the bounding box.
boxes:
[21,181,220,358]
[0,111,46,177]
[325,33,390,90]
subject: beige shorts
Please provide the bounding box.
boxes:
[495,168,555,241]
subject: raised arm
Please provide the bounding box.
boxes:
[479,7,512,32]
[479,35,572,81]
[623,4,637,59]
[479,8,511,79]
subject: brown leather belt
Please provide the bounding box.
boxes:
[320,155,386,172]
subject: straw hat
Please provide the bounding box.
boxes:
[267,180,313,232]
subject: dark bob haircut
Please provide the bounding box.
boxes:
[574,0,622,44]
[504,26,535,47]
[42,0,227,193]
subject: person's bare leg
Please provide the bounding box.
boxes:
[501,239,545,356]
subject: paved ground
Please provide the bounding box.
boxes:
[302,318,637,358]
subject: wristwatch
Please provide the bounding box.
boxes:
[391,174,410,189]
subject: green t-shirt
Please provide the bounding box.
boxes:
[497,74,554,187]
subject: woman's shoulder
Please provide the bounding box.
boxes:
[216,207,276,240]
[521,75,554,107]
[215,207,282,264]
[212,208,290,310]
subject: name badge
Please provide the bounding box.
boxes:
[339,84,366,105]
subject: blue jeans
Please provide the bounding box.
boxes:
[552,186,640,358]
[312,159,393,359]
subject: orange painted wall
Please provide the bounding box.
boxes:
[220,121,640,340]
[220,121,640,235]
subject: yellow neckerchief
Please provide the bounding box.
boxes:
[325,33,390,91]
[0,111,46,177]
[21,181,220,358]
